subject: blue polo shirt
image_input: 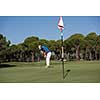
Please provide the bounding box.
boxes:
[41,45,50,53]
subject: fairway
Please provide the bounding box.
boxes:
[0,61,100,83]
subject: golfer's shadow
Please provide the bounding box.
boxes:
[64,69,71,79]
[0,64,16,68]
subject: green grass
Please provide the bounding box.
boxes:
[0,61,100,83]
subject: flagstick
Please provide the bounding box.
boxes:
[61,31,65,79]
[58,16,65,79]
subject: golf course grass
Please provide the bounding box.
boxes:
[0,61,100,83]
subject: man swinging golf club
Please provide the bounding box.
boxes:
[38,45,51,68]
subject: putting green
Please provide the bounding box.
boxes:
[0,61,100,83]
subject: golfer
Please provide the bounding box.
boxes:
[38,45,51,68]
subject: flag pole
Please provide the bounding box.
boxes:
[58,16,70,79]
[58,16,65,79]
[61,30,65,79]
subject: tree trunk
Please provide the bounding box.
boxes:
[20,52,22,61]
[80,53,83,60]
[99,52,100,60]
[75,45,80,60]
[95,51,97,60]
[85,49,87,60]
[89,51,92,61]
[31,51,34,62]
[67,52,70,61]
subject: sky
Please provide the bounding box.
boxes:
[0,16,100,44]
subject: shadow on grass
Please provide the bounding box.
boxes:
[0,64,16,68]
[64,69,71,79]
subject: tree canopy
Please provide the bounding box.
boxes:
[0,32,100,62]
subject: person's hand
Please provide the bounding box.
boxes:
[43,52,47,58]
[40,51,43,54]
[44,55,46,58]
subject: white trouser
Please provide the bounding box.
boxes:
[46,52,51,66]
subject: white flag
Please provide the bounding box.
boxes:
[58,16,64,31]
